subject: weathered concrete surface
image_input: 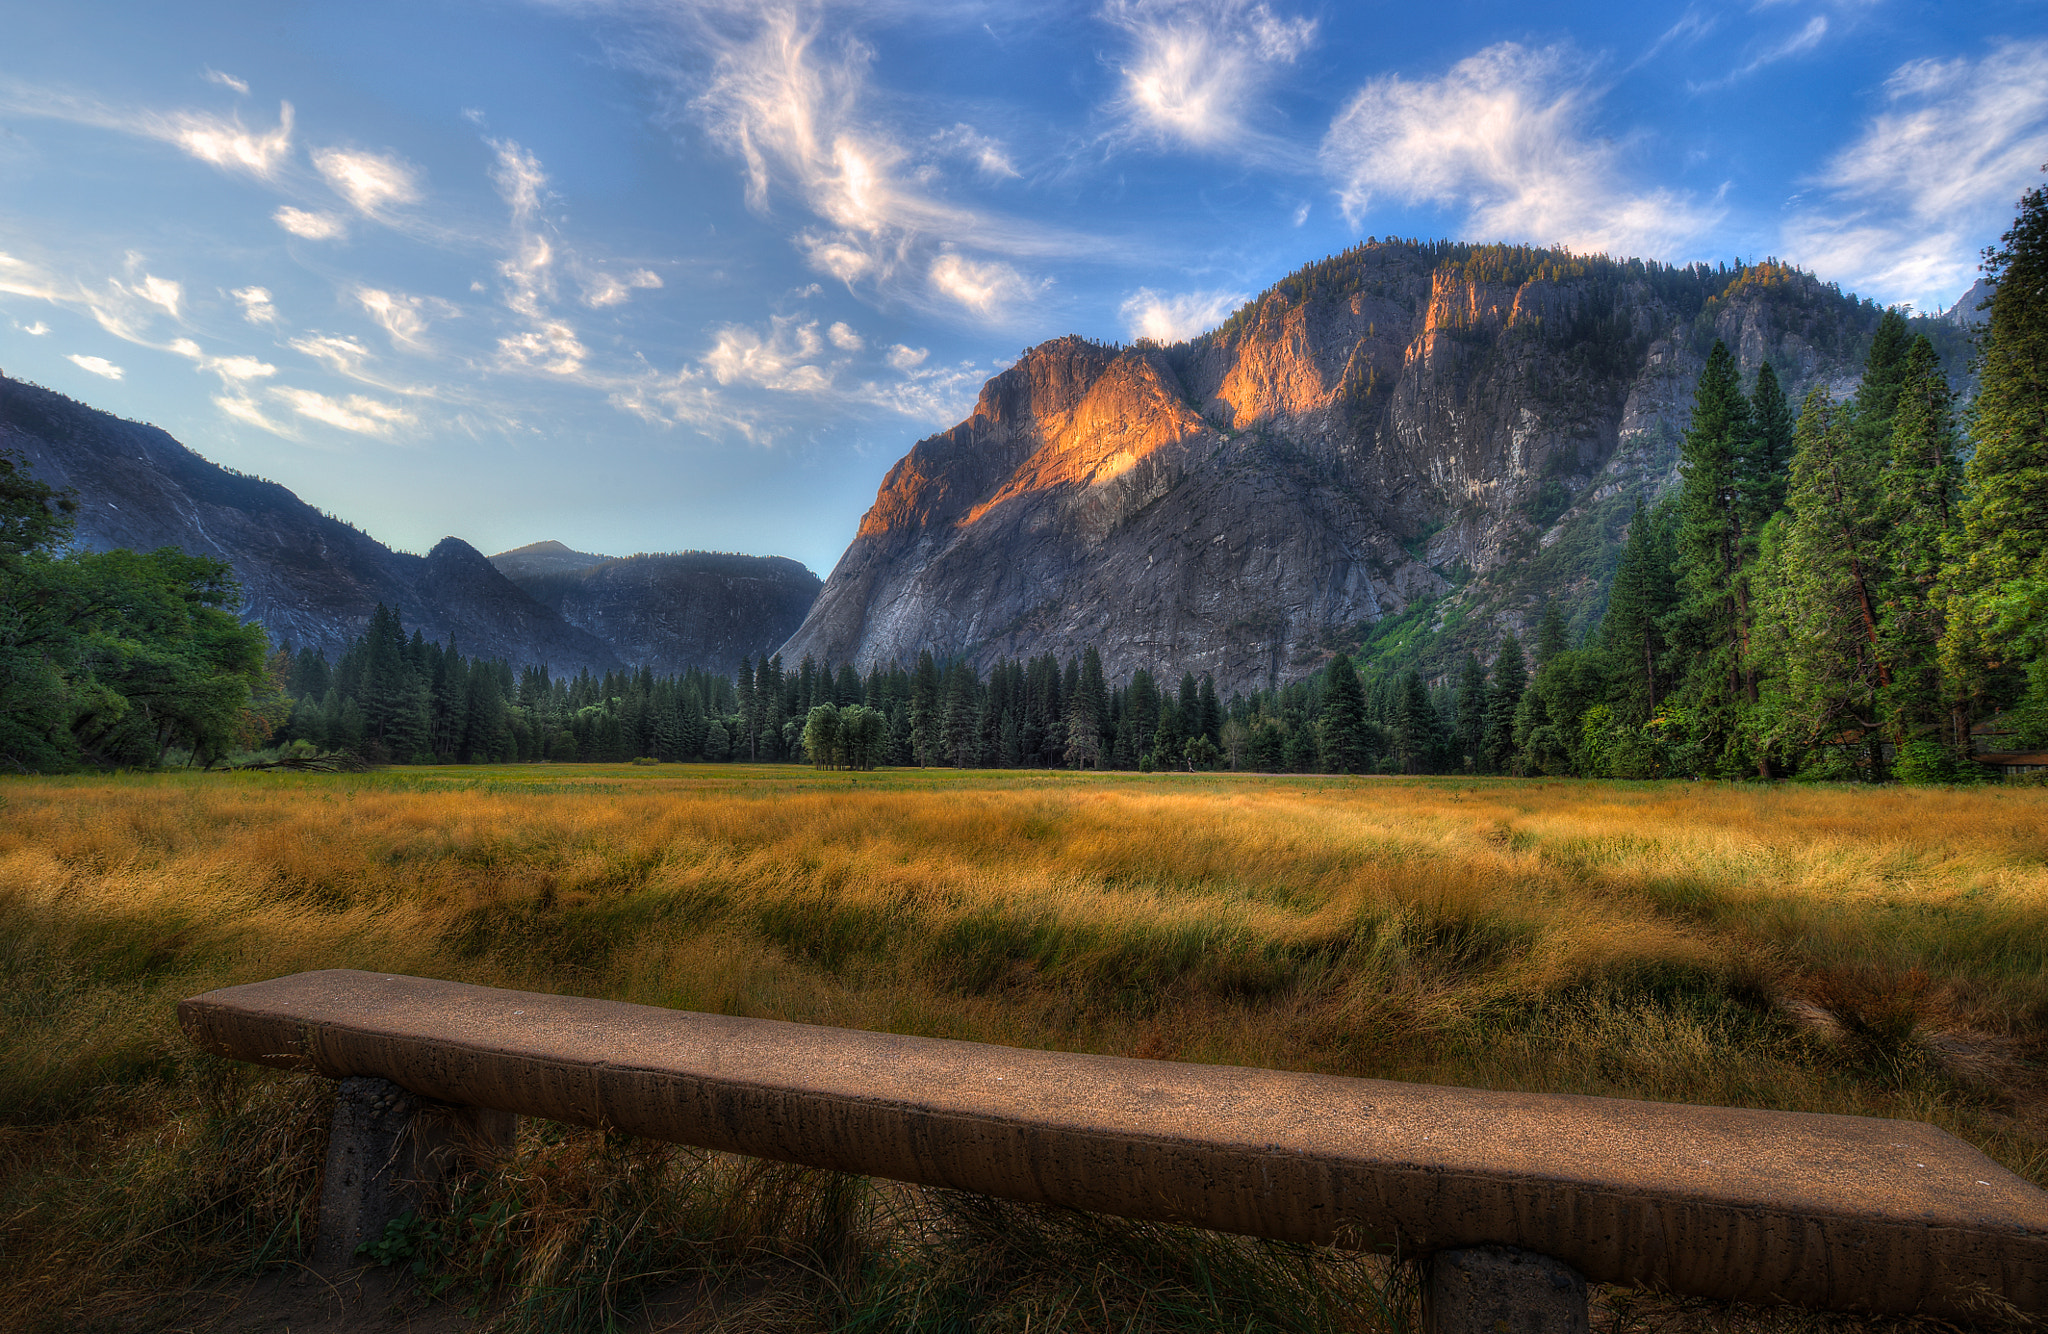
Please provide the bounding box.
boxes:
[314,1075,517,1270]
[1425,1246,1588,1334]
[180,970,2048,1316]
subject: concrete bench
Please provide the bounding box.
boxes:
[179,970,2048,1325]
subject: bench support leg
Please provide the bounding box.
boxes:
[1423,1245,1589,1334]
[313,1075,517,1271]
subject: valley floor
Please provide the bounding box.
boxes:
[2,766,2043,1331]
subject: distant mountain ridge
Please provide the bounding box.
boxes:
[491,547,821,679]
[0,373,817,675]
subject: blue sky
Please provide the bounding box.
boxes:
[2,0,2043,577]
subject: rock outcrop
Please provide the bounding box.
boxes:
[780,244,1970,692]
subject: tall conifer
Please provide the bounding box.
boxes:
[1944,180,2048,742]
[1482,634,1526,773]
[1320,652,1370,773]
[1669,342,1769,769]
[1877,336,1964,752]
[1751,389,1886,762]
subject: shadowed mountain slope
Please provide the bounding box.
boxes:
[493,549,822,679]
[0,373,620,672]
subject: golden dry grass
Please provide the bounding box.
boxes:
[2,766,2045,1330]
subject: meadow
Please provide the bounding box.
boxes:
[2,765,2044,1332]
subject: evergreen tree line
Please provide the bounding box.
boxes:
[1445,183,2048,781]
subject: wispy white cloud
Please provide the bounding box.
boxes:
[1319,42,1720,258]
[312,146,423,215]
[928,251,1043,317]
[357,286,446,348]
[1690,14,1829,91]
[930,124,1018,179]
[497,322,589,376]
[17,320,50,336]
[204,68,250,96]
[0,252,65,304]
[82,258,189,343]
[480,138,596,376]
[128,272,182,318]
[274,206,348,240]
[581,267,662,307]
[67,354,123,379]
[628,4,1075,319]
[289,333,374,376]
[1782,39,2048,309]
[852,354,984,423]
[1102,0,1314,158]
[214,392,292,435]
[1628,9,1715,72]
[1121,286,1247,342]
[272,385,413,436]
[0,83,294,180]
[202,353,277,384]
[167,102,294,178]
[827,320,863,350]
[231,285,278,326]
[702,315,833,393]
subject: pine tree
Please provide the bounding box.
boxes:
[1534,601,1569,669]
[1394,671,1438,773]
[1197,674,1222,744]
[1750,388,1886,766]
[1747,361,1794,523]
[1601,497,1677,727]
[1319,653,1371,773]
[1063,648,1109,768]
[1944,179,2048,744]
[1669,340,1760,770]
[1853,309,1914,452]
[1877,336,1965,757]
[1453,653,1489,770]
[1482,634,1526,773]
[942,663,979,767]
[909,650,939,766]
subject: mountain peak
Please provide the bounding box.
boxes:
[489,540,612,580]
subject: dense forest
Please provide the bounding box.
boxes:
[5,185,2042,780]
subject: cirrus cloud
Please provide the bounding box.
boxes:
[1781,39,2048,310]
[1318,42,1720,258]
[312,146,423,215]
[1103,0,1316,158]
[66,354,123,379]
[273,385,413,436]
[1121,286,1248,342]
[274,206,348,240]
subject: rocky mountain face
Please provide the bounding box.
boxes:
[492,549,822,679]
[5,374,691,675]
[781,243,1973,694]
[1944,278,1995,328]
[490,539,613,580]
